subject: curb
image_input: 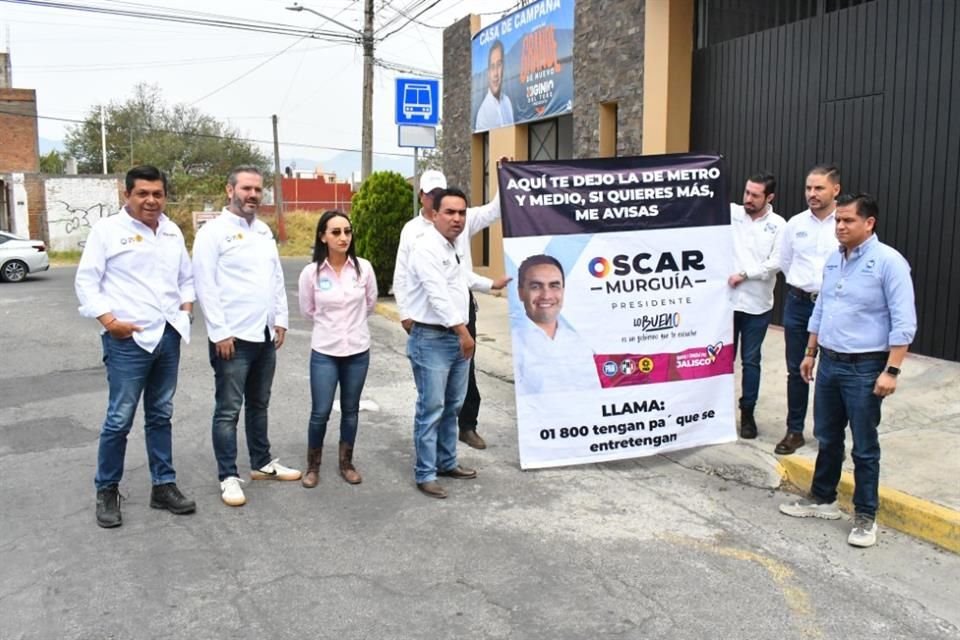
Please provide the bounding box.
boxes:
[372,302,960,554]
[374,301,401,323]
[777,456,960,554]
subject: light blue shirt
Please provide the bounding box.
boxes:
[808,235,917,353]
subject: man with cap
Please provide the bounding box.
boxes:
[393,170,504,450]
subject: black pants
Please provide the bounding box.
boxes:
[458,292,481,431]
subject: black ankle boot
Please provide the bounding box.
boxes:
[740,408,758,439]
[150,483,196,515]
[96,485,122,528]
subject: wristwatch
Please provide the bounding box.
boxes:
[805,346,818,358]
[885,365,901,377]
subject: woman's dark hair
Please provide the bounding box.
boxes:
[312,210,360,273]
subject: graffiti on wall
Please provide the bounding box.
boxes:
[45,178,122,251]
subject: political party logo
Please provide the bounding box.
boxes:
[588,257,611,278]
[638,357,654,373]
[120,234,144,245]
[705,342,723,363]
[602,360,618,377]
[619,359,636,375]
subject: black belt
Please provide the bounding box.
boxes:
[413,322,455,334]
[821,347,888,363]
[788,285,819,302]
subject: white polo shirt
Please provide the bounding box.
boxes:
[393,193,501,320]
[405,225,469,328]
[75,208,194,353]
[192,209,289,344]
[779,208,837,293]
[730,204,786,314]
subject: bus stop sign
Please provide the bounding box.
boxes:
[395,78,440,126]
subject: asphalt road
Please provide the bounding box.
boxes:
[1,261,958,640]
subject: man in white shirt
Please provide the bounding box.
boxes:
[75,165,196,528]
[726,173,786,439]
[474,39,514,131]
[192,165,300,508]
[393,170,506,450]
[405,187,478,499]
[776,164,841,455]
[513,255,598,395]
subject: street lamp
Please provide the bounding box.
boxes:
[287,2,375,181]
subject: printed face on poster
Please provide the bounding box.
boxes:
[498,154,737,470]
[470,0,575,133]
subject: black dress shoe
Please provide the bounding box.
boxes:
[150,483,197,515]
[96,485,122,528]
[416,481,448,499]
[774,432,806,455]
[437,466,478,480]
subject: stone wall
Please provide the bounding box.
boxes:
[573,0,645,157]
[441,15,475,201]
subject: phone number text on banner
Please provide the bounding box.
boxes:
[498,154,737,469]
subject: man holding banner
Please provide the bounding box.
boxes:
[405,188,479,499]
[727,173,785,439]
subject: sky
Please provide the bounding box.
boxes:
[0,0,521,175]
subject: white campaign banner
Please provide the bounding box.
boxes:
[498,154,737,469]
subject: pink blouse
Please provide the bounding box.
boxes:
[298,257,378,356]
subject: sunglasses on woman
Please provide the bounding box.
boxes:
[327,228,352,236]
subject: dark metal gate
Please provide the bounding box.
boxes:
[691,0,960,361]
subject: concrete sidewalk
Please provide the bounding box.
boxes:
[376,292,960,553]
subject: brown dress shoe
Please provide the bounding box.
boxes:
[775,432,806,455]
[301,447,322,488]
[338,442,362,485]
[416,481,447,499]
[459,429,487,450]
[437,465,477,480]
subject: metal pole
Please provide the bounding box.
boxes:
[361,0,374,181]
[272,114,287,243]
[100,105,108,174]
[412,147,419,217]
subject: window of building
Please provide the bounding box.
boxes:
[528,115,573,161]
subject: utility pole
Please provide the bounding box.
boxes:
[361,0,374,181]
[100,105,108,174]
[272,114,287,243]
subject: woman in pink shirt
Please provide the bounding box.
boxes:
[298,211,378,488]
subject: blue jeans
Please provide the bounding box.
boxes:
[308,350,370,448]
[95,324,181,490]
[733,309,772,411]
[407,325,470,483]
[810,355,885,518]
[209,333,275,481]
[783,290,816,433]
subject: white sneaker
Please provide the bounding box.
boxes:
[848,515,878,548]
[779,497,842,520]
[220,476,246,507]
[250,458,302,481]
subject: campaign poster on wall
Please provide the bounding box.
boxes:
[498,154,737,469]
[471,0,575,133]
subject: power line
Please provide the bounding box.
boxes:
[0,107,414,157]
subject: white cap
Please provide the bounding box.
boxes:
[419,170,447,193]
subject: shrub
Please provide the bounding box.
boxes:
[349,171,414,295]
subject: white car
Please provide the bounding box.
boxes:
[0,230,50,283]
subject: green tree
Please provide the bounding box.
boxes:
[64,84,270,201]
[39,149,65,174]
[350,171,414,294]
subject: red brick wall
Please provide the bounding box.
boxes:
[0,89,40,173]
[23,174,46,241]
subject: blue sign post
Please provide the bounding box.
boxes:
[396,77,441,216]
[395,78,440,126]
